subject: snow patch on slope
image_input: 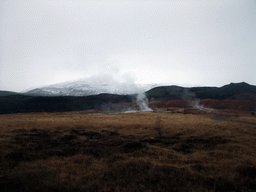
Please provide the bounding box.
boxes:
[25,78,158,96]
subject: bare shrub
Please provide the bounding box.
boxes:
[154,117,163,139]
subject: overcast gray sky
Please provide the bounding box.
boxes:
[1,0,256,92]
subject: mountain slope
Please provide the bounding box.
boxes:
[146,82,256,100]
[0,94,134,114]
[1,82,256,114]
[0,91,21,96]
[24,80,158,96]
[145,86,184,100]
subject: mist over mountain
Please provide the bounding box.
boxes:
[24,79,159,96]
[19,78,256,100]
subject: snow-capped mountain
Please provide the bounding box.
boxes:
[24,78,159,96]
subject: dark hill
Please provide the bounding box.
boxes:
[0,91,21,96]
[145,86,184,100]
[0,94,133,114]
[219,82,256,99]
[146,82,256,101]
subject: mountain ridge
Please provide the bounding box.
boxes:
[146,82,256,101]
[2,82,256,100]
[0,90,21,97]
[1,82,256,114]
[23,79,159,96]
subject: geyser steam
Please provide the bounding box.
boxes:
[190,99,204,109]
[182,89,204,109]
[136,92,153,112]
[84,73,154,113]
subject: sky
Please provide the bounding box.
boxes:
[1,0,256,92]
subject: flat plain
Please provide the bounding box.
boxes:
[0,110,256,191]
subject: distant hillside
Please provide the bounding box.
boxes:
[0,91,21,96]
[146,82,256,101]
[145,86,184,100]
[0,94,133,114]
[1,82,256,114]
[24,79,157,96]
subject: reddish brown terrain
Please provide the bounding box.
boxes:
[149,99,256,116]
[200,99,256,111]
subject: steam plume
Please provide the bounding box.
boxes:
[182,89,204,109]
[136,92,153,112]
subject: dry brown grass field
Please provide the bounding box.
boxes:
[0,110,256,191]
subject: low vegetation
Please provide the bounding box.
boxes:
[149,99,256,111]
[0,111,256,191]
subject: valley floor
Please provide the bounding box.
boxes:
[0,111,256,191]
